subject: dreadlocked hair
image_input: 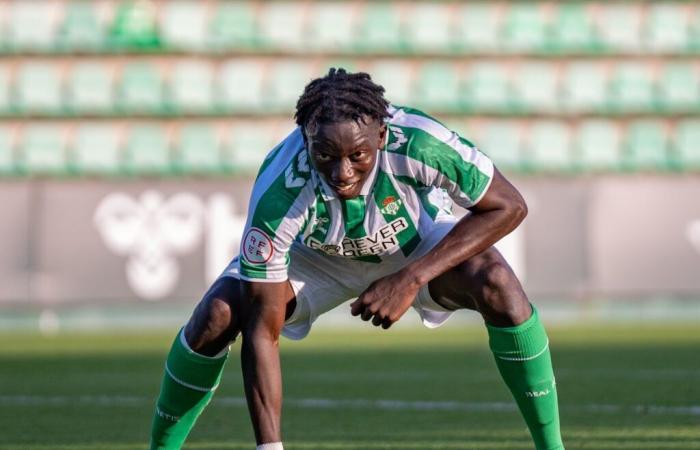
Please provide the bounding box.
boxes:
[295,68,392,136]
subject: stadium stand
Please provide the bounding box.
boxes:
[0,0,697,175]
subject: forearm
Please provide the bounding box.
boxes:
[241,329,283,444]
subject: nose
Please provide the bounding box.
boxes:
[331,158,354,184]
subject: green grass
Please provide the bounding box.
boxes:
[1,324,699,450]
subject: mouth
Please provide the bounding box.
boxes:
[330,182,359,195]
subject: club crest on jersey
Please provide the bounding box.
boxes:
[242,227,274,264]
[380,196,402,215]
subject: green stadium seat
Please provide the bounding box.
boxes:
[123,125,170,174]
[16,63,62,114]
[528,121,573,171]
[368,61,414,106]
[207,1,257,50]
[0,126,16,174]
[597,3,643,53]
[217,60,265,112]
[464,63,512,112]
[644,3,691,53]
[550,3,598,52]
[175,124,221,174]
[57,1,105,51]
[403,3,452,53]
[623,120,670,170]
[609,63,655,112]
[512,62,559,112]
[454,3,501,52]
[109,1,161,49]
[413,62,462,112]
[170,61,214,113]
[306,2,355,52]
[258,2,305,51]
[264,61,312,113]
[224,125,275,173]
[7,1,58,51]
[562,62,608,113]
[71,124,120,174]
[501,3,548,53]
[355,2,404,53]
[67,63,115,114]
[657,63,700,112]
[576,120,622,171]
[20,125,67,174]
[478,121,524,171]
[160,1,207,51]
[117,63,164,113]
[0,65,10,114]
[673,120,700,170]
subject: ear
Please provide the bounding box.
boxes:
[377,123,388,150]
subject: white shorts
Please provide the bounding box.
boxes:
[221,218,458,340]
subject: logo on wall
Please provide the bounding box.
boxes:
[687,220,700,256]
[94,191,204,300]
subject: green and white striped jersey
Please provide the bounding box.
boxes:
[238,105,494,282]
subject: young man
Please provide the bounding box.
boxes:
[150,69,565,450]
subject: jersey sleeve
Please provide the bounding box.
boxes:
[387,108,494,209]
[238,129,312,282]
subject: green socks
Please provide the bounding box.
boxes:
[150,329,229,450]
[487,306,564,450]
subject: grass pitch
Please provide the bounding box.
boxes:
[1,323,699,450]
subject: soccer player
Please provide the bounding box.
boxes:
[150,69,565,450]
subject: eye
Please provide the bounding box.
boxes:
[315,152,332,162]
[350,151,366,161]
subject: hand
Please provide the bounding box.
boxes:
[350,270,422,329]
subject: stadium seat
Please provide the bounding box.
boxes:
[159,1,208,51]
[453,3,502,52]
[355,2,404,53]
[463,63,512,112]
[597,3,643,53]
[673,120,700,170]
[528,121,573,172]
[403,3,452,53]
[478,120,524,171]
[0,65,10,114]
[7,1,58,51]
[264,60,313,113]
[644,3,691,53]
[217,60,266,112]
[57,1,105,51]
[258,2,306,51]
[306,2,356,52]
[623,120,670,171]
[123,125,170,174]
[368,61,414,106]
[175,124,221,174]
[609,63,655,112]
[657,63,700,112]
[16,63,62,114]
[550,3,599,52]
[71,124,121,174]
[67,63,115,114]
[561,62,608,113]
[412,62,462,112]
[20,125,68,174]
[576,120,622,171]
[224,125,275,173]
[0,125,16,173]
[109,1,161,49]
[512,62,559,112]
[117,63,164,113]
[501,3,548,53]
[170,61,214,113]
[207,1,257,50]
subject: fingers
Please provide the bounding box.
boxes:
[351,297,396,329]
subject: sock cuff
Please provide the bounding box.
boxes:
[487,305,549,360]
[257,442,284,450]
[165,328,229,392]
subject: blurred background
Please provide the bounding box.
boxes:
[1,0,699,332]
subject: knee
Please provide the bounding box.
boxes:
[468,254,530,326]
[185,278,241,355]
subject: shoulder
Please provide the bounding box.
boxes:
[254,127,313,192]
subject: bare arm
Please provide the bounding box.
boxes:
[350,168,527,327]
[240,280,295,444]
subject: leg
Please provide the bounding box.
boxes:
[429,247,564,450]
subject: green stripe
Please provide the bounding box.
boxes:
[394,175,440,220]
[373,169,421,257]
[254,141,285,182]
[342,196,366,239]
[304,188,332,247]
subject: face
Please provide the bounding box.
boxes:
[306,118,387,200]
